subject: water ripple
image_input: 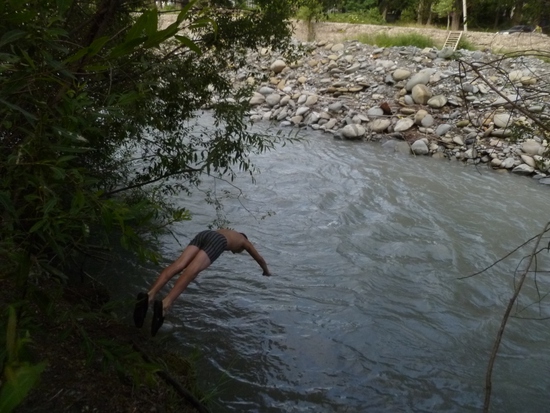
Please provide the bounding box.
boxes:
[124,126,550,412]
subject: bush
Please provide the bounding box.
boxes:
[457,37,477,51]
[399,8,417,23]
[0,0,296,408]
[326,9,385,25]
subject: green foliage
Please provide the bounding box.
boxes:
[363,7,386,24]
[356,32,436,47]
[295,0,344,20]
[0,306,47,413]
[0,0,296,283]
[399,7,418,23]
[66,308,159,385]
[341,0,378,12]
[457,37,477,51]
[295,0,344,41]
[432,0,455,17]
[0,0,296,404]
[295,0,330,40]
[318,0,546,29]
[296,4,326,21]
[326,9,385,24]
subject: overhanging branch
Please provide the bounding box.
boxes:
[103,167,202,196]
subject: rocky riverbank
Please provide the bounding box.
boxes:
[236,40,550,185]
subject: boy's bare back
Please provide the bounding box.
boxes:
[216,229,270,275]
[216,229,246,252]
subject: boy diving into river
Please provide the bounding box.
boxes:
[133,229,271,336]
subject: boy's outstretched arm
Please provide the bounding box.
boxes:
[244,242,271,275]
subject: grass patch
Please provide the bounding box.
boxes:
[356,32,436,48]
[457,37,477,51]
[390,21,448,30]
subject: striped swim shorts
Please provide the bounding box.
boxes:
[188,230,228,263]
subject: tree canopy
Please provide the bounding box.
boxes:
[0,1,297,408]
[335,0,550,30]
[0,0,297,280]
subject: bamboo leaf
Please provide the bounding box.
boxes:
[0,30,26,48]
[20,49,35,69]
[71,191,85,213]
[83,63,109,72]
[143,27,177,48]
[50,145,91,153]
[0,98,37,124]
[177,0,200,23]
[56,0,72,14]
[87,35,110,58]
[145,10,158,37]
[116,91,140,106]
[125,10,154,42]
[174,35,202,55]
[189,17,217,32]
[57,155,76,163]
[65,36,109,63]
[64,46,89,63]
[0,191,16,216]
[109,38,146,58]
[43,198,58,215]
[40,262,67,280]
[0,362,47,413]
[29,220,46,233]
[6,306,17,362]
[49,166,66,180]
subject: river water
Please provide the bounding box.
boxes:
[118,124,550,412]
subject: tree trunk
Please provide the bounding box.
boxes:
[451,10,461,30]
[307,19,316,42]
[453,0,463,30]
[417,0,424,24]
[417,0,434,25]
[511,0,524,25]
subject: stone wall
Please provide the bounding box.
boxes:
[291,20,550,53]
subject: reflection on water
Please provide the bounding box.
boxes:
[112,125,550,412]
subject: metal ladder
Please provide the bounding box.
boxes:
[443,31,463,51]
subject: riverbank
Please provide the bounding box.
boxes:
[3,276,209,413]
[290,20,550,54]
[156,12,550,185]
[235,39,550,185]
[157,15,550,54]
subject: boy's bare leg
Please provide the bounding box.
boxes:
[147,245,201,302]
[161,250,212,313]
